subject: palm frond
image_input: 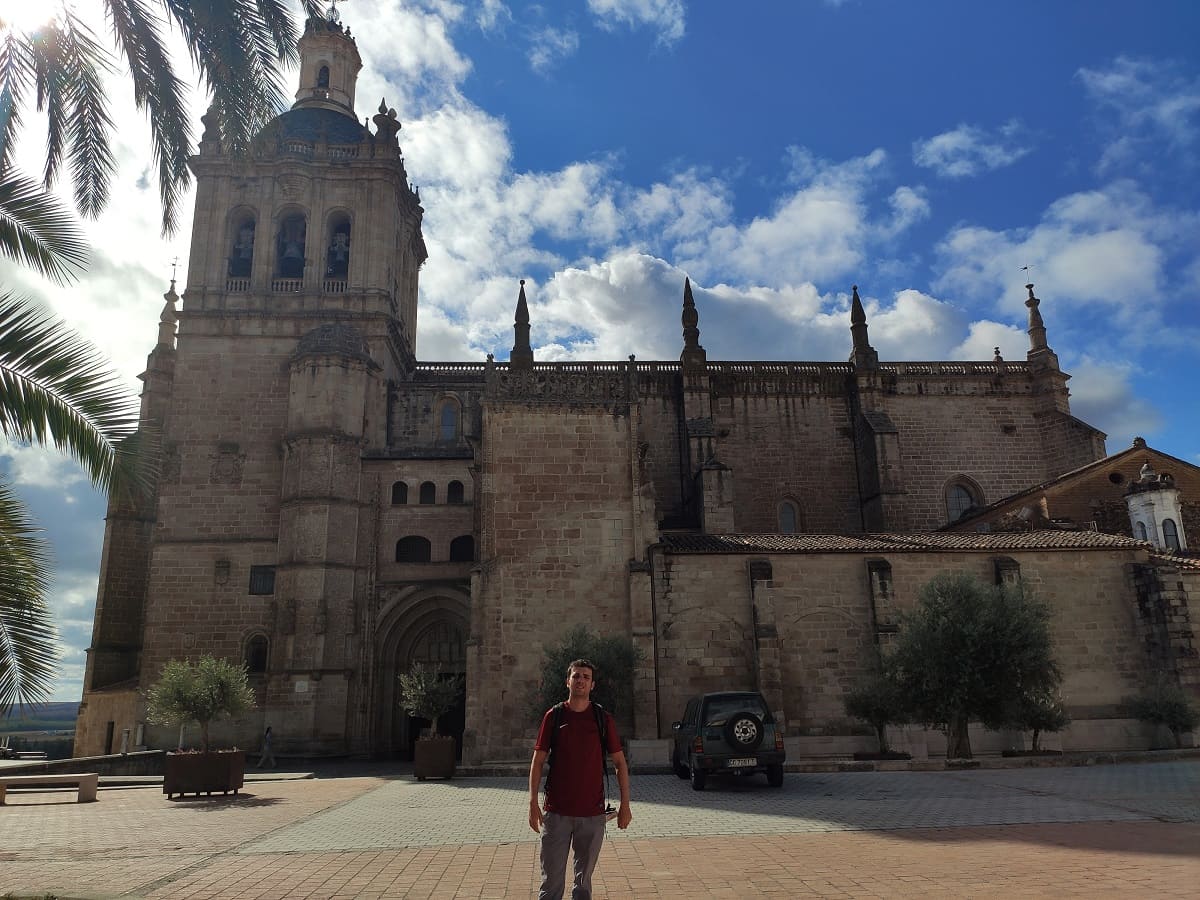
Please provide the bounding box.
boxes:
[0,172,87,284]
[53,12,117,218]
[0,477,57,714]
[0,29,33,171]
[0,292,140,494]
[103,0,192,235]
[159,0,290,153]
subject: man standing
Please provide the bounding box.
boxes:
[529,659,632,900]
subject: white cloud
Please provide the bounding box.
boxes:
[933,181,1188,327]
[586,0,686,44]
[1065,356,1163,447]
[1078,56,1200,172]
[951,320,1027,363]
[528,26,581,73]
[1,443,87,491]
[690,149,888,285]
[476,0,512,31]
[913,120,1032,178]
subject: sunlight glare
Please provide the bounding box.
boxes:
[0,0,60,34]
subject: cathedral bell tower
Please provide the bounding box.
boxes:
[75,8,430,757]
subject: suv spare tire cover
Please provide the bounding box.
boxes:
[725,712,764,750]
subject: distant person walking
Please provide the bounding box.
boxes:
[528,659,631,900]
[257,725,276,768]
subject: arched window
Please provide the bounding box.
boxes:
[325,213,351,279]
[245,634,269,674]
[1135,521,1148,541]
[419,481,436,504]
[449,535,474,562]
[1163,519,1180,550]
[778,500,799,534]
[447,480,464,504]
[317,65,330,89]
[410,620,465,669]
[945,482,979,522]
[275,212,307,279]
[439,401,459,443]
[228,214,255,278]
[396,536,431,562]
[391,481,408,505]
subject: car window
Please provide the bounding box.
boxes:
[684,699,698,725]
[701,695,770,725]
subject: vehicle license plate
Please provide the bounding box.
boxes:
[728,757,756,767]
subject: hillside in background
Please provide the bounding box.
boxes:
[1,701,78,733]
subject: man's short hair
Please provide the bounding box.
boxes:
[566,658,596,679]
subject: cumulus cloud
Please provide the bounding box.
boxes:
[586,0,686,44]
[932,181,1196,331]
[913,120,1032,178]
[1064,356,1163,447]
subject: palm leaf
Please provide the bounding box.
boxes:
[0,292,140,495]
[103,0,192,235]
[0,477,57,714]
[0,29,32,171]
[53,12,117,218]
[0,172,87,284]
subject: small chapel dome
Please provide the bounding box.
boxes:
[293,322,375,363]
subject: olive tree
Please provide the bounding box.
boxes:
[889,573,1061,759]
[145,655,255,752]
[527,624,641,721]
[843,665,909,755]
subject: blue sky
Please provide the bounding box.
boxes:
[2,0,1198,702]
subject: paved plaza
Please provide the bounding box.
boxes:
[1,761,1197,898]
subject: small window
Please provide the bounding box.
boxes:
[439,402,459,442]
[245,634,269,674]
[1163,519,1181,551]
[317,65,330,89]
[449,535,474,562]
[391,481,408,505]
[946,484,976,522]
[419,481,436,504]
[1135,521,1148,541]
[396,536,431,563]
[249,565,276,595]
[778,500,798,534]
[447,480,465,504]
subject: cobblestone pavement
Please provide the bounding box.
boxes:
[0,762,1196,898]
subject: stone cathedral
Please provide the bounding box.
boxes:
[75,15,1198,762]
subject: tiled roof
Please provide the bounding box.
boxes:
[1149,552,1200,570]
[945,442,1200,531]
[661,530,1148,555]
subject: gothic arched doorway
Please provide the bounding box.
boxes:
[375,591,468,759]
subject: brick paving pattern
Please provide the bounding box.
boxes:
[0,762,1196,898]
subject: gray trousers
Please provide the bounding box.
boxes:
[538,812,606,900]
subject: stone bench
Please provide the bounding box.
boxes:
[0,773,99,804]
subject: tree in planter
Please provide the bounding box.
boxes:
[888,573,1062,759]
[843,665,909,756]
[145,655,256,752]
[398,663,464,738]
[1003,689,1070,752]
[527,624,642,722]
[1127,678,1199,749]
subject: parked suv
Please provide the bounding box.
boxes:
[671,691,785,790]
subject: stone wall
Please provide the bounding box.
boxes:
[466,400,639,762]
[652,546,1159,751]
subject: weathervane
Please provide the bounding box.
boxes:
[169,256,179,283]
